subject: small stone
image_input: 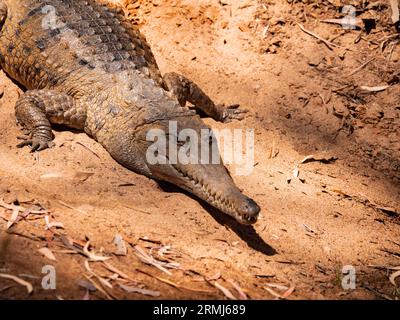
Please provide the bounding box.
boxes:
[113,234,128,256]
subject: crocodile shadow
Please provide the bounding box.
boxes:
[158,181,278,256]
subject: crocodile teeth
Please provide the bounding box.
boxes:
[172,165,236,215]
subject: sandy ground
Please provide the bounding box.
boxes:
[0,0,399,300]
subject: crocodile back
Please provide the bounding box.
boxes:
[0,0,164,91]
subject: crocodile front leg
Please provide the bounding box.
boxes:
[15,90,86,152]
[163,72,248,123]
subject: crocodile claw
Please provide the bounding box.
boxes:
[219,104,249,123]
[17,136,54,152]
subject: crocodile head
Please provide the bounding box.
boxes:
[139,114,261,225]
[101,80,260,225]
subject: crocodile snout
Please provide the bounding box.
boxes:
[236,197,260,225]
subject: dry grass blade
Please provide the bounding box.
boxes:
[0,273,33,294]
[214,281,237,300]
[118,283,161,297]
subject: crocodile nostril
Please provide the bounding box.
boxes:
[236,197,260,224]
[244,197,260,217]
[248,215,257,223]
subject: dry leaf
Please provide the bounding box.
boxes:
[82,290,91,300]
[40,172,66,179]
[44,215,64,230]
[78,280,97,292]
[389,270,400,286]
[6,208,19,229]
[265,283,295,299]
[74,172,94,182]
[134,245,172,275]
[265,287,282,299]
[390,0,400,23]
[83,275,113,300]
[282,285,295,298]
[206,272,221,281]
[103,262,135,282]
[214,281,237,300]
[293,166,299,178]
[84,260,113,289]
[266,283,289,291]
[227,279,248,300]
[38,247,57,261]
[83,241,110,262]
[118,283,161,297]
[360,85,390,92]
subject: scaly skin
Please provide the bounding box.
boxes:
[0,0,260,225]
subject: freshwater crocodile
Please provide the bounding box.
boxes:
[0,0,260,225]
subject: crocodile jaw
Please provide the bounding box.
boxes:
[148,161,260,225]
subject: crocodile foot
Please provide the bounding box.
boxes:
[17,135,55,152]
[217,104,249,123]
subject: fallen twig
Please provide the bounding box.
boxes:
[347,58,375,76]
[118,283,160,297]
[0,273,33,294]
[298,23,341,50]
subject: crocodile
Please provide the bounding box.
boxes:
[0,0,260,225]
